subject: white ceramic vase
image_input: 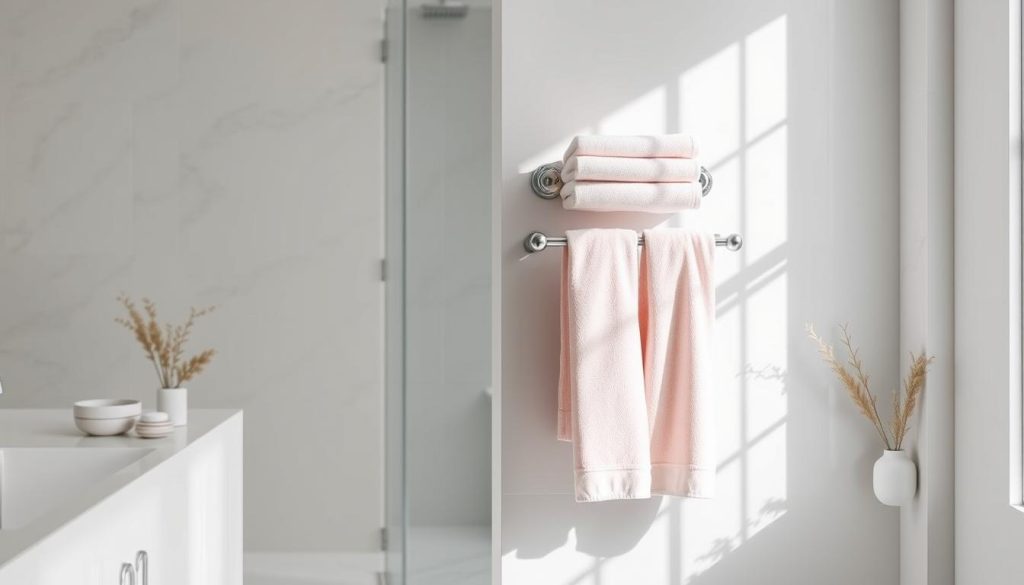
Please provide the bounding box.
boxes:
[157,387,188,426]
[872,449,917,506]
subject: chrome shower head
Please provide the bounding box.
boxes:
[421,0,468,18]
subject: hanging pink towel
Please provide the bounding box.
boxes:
[639,229,716,498]
[557,229,652,502]
[562,134,700,160]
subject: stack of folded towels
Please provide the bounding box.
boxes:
[560,134,703,212]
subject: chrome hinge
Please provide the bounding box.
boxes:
[380,526,388,550]
[379,38,388,63]
[380,259,387,282]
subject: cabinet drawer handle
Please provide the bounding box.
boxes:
[119,563,135,585]
[135,551,148,585]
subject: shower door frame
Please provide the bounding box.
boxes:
[383,0,407,583]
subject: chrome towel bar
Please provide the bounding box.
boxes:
[523,231,743,253]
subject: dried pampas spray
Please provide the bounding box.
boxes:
[807,323,933,451]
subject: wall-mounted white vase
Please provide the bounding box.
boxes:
[157,387,188,426]
[872,449,916,506]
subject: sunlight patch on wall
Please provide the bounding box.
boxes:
[683,13,789,582]
[597,86,667,135]
[745,16,787,141]
[679,45,741,166]
[685,462,743,576]
[745,126,787,263]
[744,267,788,540]
[746,423,787,538]
[746,265,788,438]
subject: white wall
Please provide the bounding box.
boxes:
[0,0,384,555]
[954,0,1024,581]
[499,0,901,583]
[405,7,492,528]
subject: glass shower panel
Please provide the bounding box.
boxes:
[386,2,492,584]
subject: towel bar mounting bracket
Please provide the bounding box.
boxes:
[529,162,714,200]
[530,162,564,199]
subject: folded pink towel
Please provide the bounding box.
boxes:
[562,134,700,161]
[639,229,716,498]
[558,229,652,502]
[561,181,702,213]
[561,156,702,183]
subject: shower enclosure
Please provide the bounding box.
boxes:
[385,2,493,584]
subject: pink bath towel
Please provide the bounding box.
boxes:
[639,229,716,498]
[561,181,702,213]
[558,229,652,502]
[562,134,700,160]
[561,156,702,183]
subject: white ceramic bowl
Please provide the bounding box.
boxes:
[74,416,138,436]
[73,399,142,420]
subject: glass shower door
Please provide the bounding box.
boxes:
[385,1,493,584]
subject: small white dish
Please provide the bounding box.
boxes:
[140,411,169,423]
[135,412,174,439]
[73,399,142,420]
[135,420,173,439]
[74,416,137,436]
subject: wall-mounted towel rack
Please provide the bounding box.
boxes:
[530,162,714,200]
[523,231,743,253]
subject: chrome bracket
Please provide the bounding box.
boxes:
[529,162,563,200]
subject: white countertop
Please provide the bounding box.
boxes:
[0,408,242,569]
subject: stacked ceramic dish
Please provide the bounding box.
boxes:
[135,411,174,439]
[73,399,141,436]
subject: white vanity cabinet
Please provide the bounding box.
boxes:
[0,411,242,585]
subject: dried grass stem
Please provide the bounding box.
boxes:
[116,295,216,388]
[807,323,933,451]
